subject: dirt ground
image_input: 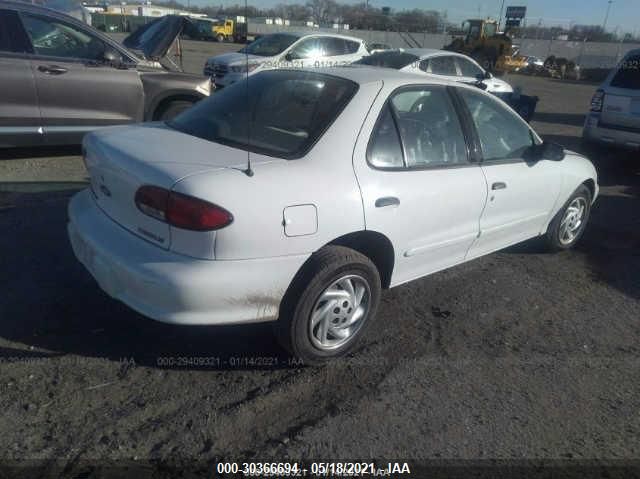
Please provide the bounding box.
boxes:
[0,48,639,478]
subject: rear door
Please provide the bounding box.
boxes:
[18,11,144,144]
[0,9,42,147]
[353,85,487,286]
[457,87,563,259]
[601,53,640,132]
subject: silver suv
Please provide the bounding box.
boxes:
[583,49,640,151]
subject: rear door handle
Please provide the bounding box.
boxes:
[375,197,400,208]
[492,182,507,190]
[37,65,68,75]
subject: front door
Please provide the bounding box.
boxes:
[354,85,487,287]
[457,87,563,259]
[19,11,144,144]
[0,9,42,147]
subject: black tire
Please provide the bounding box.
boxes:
[545,185,592,251]
[216,34,226,43]
[155,100,194,121]
[274,246,381,365]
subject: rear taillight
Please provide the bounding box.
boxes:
[135,186,233,231]
[590,89,605,112]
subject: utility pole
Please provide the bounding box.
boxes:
[602,0,613,31]
[498,0,505,30]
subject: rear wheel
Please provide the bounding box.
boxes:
[545,185,592,251]
[275,246,381,365]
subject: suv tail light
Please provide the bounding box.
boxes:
[590,89,605,112]
[135,186,233,231]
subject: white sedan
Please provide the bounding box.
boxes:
[356,48,513,94]
[203,32,368,88]
[68,67,598,363]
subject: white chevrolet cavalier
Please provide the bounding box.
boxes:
[68,67,598,363]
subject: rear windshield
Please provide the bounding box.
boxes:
[611,54,640,89]
[354,51,419,70]
[239,33,299,57]
[167,71,358,159]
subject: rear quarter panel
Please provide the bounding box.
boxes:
[171,81,384,261]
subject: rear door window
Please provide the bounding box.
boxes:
[290,37,321,59]
[368,86,469,169]
[611,55,640,89]
[319,37,346,56]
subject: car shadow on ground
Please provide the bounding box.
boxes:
[506,135,640,301]
[0,186,293,371]
[533,112,586,127]
[0,145,81,160]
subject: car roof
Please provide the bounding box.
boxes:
[294,65,463,89]
[287,31,365,43]
[403,48,471,60]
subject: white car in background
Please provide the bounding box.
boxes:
[68,67,597,364]
[203,32,368,88]
[583,48,640,150]
[356,48,514,95]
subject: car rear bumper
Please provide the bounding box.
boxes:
[583,114,640,150]
[68,189,309,326]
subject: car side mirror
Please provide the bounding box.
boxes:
[485,71,493,79]
[542,141,565,161]
[285,52,294,62]
[524,141,565,162]
[103,48,123,67]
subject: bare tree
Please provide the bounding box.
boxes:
[306,0,338,24]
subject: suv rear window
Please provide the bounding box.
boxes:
[611,54,640,89]
[355,51,419,69]
[168,71,358,159]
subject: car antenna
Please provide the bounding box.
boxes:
[242,0,254,177]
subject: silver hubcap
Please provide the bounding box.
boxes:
[559,197,587,245]
[309,275,371,351]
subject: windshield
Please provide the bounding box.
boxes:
[354,52,419,69]
[167,71,358,159]
[239,34,300,57]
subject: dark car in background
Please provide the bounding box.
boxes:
[0,1,211,147]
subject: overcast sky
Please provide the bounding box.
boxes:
[192,0,638,33]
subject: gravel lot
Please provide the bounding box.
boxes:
[0,39,639,477]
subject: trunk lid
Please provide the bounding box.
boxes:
[602,53,640,130]
[83,123,254,249]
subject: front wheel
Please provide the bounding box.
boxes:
[545,185,592,251]
[275,246,381,365]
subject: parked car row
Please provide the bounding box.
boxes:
[0,1,211,147]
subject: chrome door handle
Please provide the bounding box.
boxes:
[375,197,400,208]
[38,65,68,75]
[492,182,507,190]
